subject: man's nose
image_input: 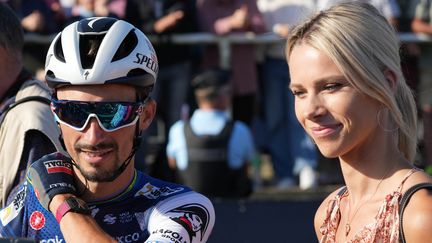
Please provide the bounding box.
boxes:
[81,117,106,143]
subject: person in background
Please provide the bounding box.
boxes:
[287,2,432,242]
[167,68,255,198]
[316,0,400,21]
[67,0,117,24]
[411,0,432,175]
[0,17,215,242]
[6,0,62,80]
[0,2,63,207]
[7,0,60,34]
[196,0,266,127]
[256,0,317,190]
[124,0,198,178]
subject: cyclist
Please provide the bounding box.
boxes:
[0,16,215,243]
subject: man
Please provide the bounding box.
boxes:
[411,0,432,175]
[124,0,198,176]
[196,0,266,126]
[256,0,318,190]
[0,17,215,242]
[167,68,255,197]
[0,3,63,207]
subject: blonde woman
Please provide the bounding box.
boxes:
[286,2,432,242]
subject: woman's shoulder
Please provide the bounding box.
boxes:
[314,186,346,237]
[399,170,432,242]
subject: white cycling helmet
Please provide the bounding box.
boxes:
[45,17,158,89]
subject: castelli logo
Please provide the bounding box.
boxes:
[30,211,46,230]
[34,188,40,200]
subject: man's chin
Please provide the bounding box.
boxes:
[76,163,121,183]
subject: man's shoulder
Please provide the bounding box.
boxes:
[169,120,185,133]
[132,172,192,201]
[16,79,51,100]
[146,190,215,243]
[0,182,62,239]
[232,120,253,137]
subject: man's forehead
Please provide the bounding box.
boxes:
[55,84,136,102]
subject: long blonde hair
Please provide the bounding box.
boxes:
[286,2,418,161]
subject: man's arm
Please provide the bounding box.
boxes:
[411,0,432,34]
[26,153,117,242]
[49,194,116,243]
[145,192,215,243]
[412,18,432,34]
[6,130,57,205]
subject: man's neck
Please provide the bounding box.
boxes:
[76,166,136,202]
[199,102,226,111]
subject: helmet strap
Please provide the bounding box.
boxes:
[112,120,142,177]
[58,131,67,151]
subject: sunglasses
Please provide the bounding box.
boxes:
[51,98,144,132]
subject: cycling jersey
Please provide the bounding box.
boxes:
[0,170,215,243]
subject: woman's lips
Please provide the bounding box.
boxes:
[309,124,342,138]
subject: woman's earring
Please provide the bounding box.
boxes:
[377,108,398,132]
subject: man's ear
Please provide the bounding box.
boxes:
[139,99,156,130]
[384,69,397,93]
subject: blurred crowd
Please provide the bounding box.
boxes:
[3,0,432,194]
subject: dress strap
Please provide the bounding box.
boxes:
[398,182,432,243]
[396,168,420,193]
[337,186,347,197]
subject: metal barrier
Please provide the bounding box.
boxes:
[24,32,432,69]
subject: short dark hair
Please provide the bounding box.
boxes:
[192,68,231,103]
[0,3,24,55]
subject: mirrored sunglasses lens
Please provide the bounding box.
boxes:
[54,102,89,129]
[97,104,139,130]
[52,100,141,131]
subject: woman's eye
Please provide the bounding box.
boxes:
[324,83,342,91]
[291,90,305,97]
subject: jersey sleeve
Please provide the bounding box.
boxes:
[0,183,28,238]
[144,191,215,243]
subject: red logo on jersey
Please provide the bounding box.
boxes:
[43,160,73,175]
[30,211,45,230]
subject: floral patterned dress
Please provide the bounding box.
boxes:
[319,168,419,243]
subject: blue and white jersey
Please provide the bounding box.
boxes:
[0,170,215,243]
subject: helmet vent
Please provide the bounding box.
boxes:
[54,35,65,63]
[79,34,105,69]
[127,68,147,77]
[112,30,138,62]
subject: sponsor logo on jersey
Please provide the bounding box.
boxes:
[13,185,26,210]
[115,232,140,243]
[40,236,64,243]
[135,183,183,199]
[0,186,26,225]
[167,204,211,242]
[134,212,146,231]
[29,211,46,230]
[0,205,13,226]
[103,214,117,225]
[48,182,76,192]
[43,160,72,175]
[119,211,133,224]
[90,206,99,217]
[151,229,187,243]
